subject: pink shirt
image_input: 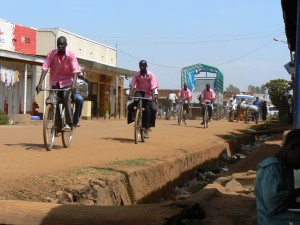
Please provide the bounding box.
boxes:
[42,49,81,88]
[178,88,192,100]
[129,70,158,99]
[201,88,216,104]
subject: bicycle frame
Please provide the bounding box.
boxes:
[202,102,212,129]
[177,100,188,125]
[42,88,73,150]
[131,97,151,144]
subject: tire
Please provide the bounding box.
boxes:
[204,106,209,129]
[134,109,141,144]
[140,126,145,142]
[183,111,188,125]
[244,109,250,124]
[43,104,55,151]
[62,128,73,148]
[62,105,73,148]
[177,109,182,126]
[165,109,170,120]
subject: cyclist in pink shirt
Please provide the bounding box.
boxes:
[36,36,81,130]
[178,83,192,115]
[199,83,216,124]
[127,60,158,138]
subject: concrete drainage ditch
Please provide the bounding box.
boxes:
[55,133,263,206]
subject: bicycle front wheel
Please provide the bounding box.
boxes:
[177,113,182,126]
[62,106,73,148]
[43,104,55,151]
[204,107,209,129]
[134,109,142,144]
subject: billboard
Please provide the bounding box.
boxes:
[0,20,36,54]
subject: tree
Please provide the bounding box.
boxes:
[265,79,290,122]
[226,84,240,93]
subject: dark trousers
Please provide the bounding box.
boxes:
[201,104,213,119]
[127,93,157,128]
[53,85,73,125]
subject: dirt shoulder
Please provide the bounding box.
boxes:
[0,119,291,224]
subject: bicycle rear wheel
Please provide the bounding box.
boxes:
[62,107,73,148]
[43,104,55,151]
[134,109,142,144]
[62,129,73,148]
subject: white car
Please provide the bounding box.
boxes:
[268,105,279,116]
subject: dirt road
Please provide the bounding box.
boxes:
[0,118,289,225]
[0,118,250,181]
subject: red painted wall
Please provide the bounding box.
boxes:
[13,24,36,54]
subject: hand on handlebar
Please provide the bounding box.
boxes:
[36,84,42,95]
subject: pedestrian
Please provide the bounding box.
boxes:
[254,129,300,225]
[36,36,83,129]
[261,100,268,121]
[288,95,293,124]
[253,96,261,124]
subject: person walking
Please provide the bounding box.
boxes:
[253,96,262,124]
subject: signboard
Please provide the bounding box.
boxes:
[0,20,36,54]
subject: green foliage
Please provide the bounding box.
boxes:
[226,84,240,93]
[0,110,9,125]
[247,85,266,94]
[265,79,290,122]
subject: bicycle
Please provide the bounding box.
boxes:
[202,101,212,129]
[244,108,251,124]
[177,100,188,126]
[42,88,74,151]
[130,97,151,144]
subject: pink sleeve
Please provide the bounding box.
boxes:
[188,90,192,97]
[212,90,216,98]
[150,72,158,89]
[70,52,81,73]
[129,73,137,87]
[41,50,54,71]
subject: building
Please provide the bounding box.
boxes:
[0,19,135,122]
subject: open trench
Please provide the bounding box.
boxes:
[57,133,260,206]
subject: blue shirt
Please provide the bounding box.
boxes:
[254,156,300,225]
[253,99,261,109]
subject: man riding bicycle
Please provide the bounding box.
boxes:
[178,83,192,116]
[200,83,216,125]
[127,60,158,138]
[35,36,82,130]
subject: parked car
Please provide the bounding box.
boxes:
[268,105,279,116]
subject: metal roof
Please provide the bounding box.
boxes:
[281,0,297,52]
[181,63,224,94]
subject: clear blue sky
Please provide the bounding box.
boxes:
[1,0,290,91]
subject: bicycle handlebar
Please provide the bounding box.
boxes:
[132,97,152,100]
[41,88,72,92]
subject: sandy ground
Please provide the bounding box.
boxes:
[0,117,287,224]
